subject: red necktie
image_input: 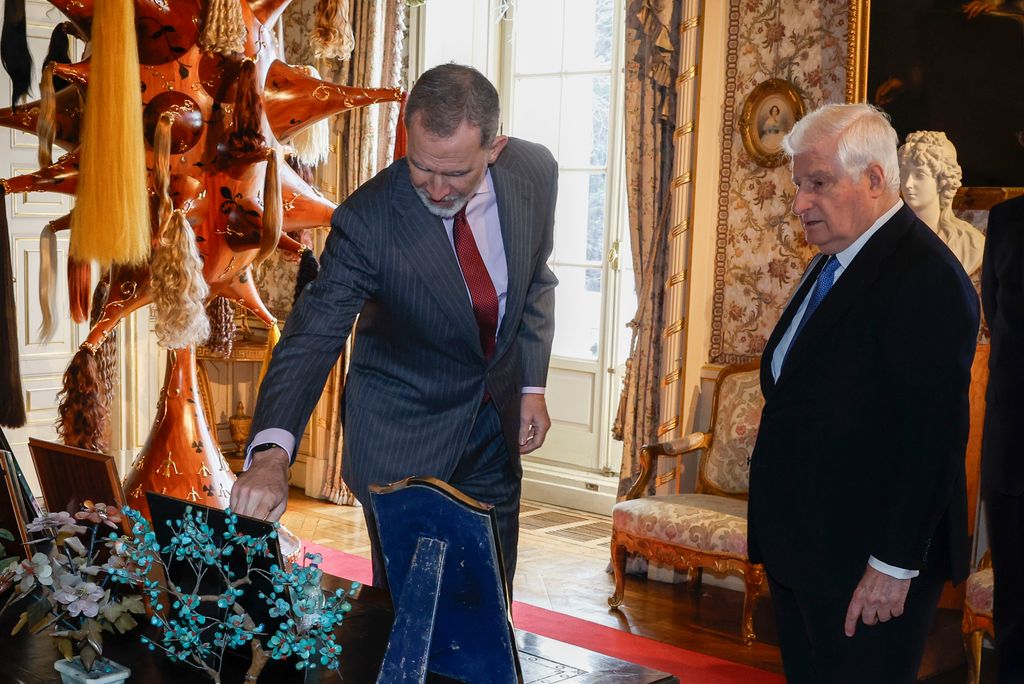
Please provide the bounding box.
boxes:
[453,206,499,360]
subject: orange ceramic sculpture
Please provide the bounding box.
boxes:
[0,0,405,520]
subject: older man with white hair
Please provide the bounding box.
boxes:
[748,103,979,682]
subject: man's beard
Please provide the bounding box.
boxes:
[415,186,470,218]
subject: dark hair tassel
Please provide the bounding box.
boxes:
[44,22,72,91]
[0,189,27,427]
[1,0,33,105]
[293,247,320,306]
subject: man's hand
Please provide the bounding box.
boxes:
[229,447,290,521]
[844,564,912,637]
[519,393,551,454]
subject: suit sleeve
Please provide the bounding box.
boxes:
[873,257,980,570]
[982,204,1004,325]
[517,154,559,388]
[248,202,380,450]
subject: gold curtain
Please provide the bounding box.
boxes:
[613,0,680,499]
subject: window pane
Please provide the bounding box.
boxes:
[552,265,601,360]
[513,0,565,74]
[553,171,605,263]
[562,0,614,71]
[586,173,606,261]
[511,76,562,158]
[558,74,610,168]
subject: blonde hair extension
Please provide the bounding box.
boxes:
[258,320,280,387]
[151,209,210,349]
[253,146,282,268]
[154,111,174,229]
[201,0,247,55]
[70,0,149,267]
[37,63,57,169]
[37,222,59,342]
[311,0,354,60]
[290,66,331,166]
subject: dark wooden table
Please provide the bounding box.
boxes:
[0,575,677,683]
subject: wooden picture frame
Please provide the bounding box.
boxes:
[846,0,1024,188]
[739,78,806,168]
[27,438,126,524]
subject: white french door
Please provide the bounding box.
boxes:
[410,0,633,513]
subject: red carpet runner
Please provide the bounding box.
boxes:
[304,542,784,684]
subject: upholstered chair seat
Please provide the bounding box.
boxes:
[610,360,766,645]
[612,494,749,556]
[962,554,994,684]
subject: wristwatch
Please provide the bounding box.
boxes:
[250,442,284,455]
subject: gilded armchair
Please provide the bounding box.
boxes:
[609,360,765,644]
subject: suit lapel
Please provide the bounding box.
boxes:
[762,253,827,395]
[389,163,482,357]
[775,205,915,389]
[490,161,534,360]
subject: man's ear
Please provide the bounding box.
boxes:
[866,163,887,196]
[488,135,509,164]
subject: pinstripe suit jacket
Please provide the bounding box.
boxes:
[249,137,558,502]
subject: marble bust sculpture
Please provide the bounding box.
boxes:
[898,131,985,276]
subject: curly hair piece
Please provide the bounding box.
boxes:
[56,347,108,452]
[37,221,59,342]
[68,257,91,324]
[205,296,236,358]
[151,209,211,349]
[311,0,354,60]
[201,0,246,55]
[89,277,117,406]
[253,147,282,268]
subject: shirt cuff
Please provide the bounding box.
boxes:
[868,556,919,580]
[521,387,545,394]
[243,428,296,470]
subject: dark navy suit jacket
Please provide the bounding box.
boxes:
[749,204,979,594]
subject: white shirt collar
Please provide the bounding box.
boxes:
[833,199,903,269]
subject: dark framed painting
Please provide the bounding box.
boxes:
[739,78,806,168]
[847,0,1024,189]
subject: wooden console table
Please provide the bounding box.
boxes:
[0,573,677,683]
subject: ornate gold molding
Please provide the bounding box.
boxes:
[846,0,869,103]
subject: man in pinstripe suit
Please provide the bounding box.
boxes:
[230,64,558,588]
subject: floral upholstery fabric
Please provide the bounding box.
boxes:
[966,567,994,616]
[613,493,749,557]
[703,369,763,494]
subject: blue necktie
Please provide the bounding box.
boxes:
[788,255,840,353]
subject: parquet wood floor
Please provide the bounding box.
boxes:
[283,489,993,682]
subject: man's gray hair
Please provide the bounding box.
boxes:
[405,63,501,148]
[783,103,900,193]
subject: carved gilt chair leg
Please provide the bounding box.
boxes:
[687,566,703,592]
[965,629,984,684]
[608,540,627,609]
[741,564,766,646]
